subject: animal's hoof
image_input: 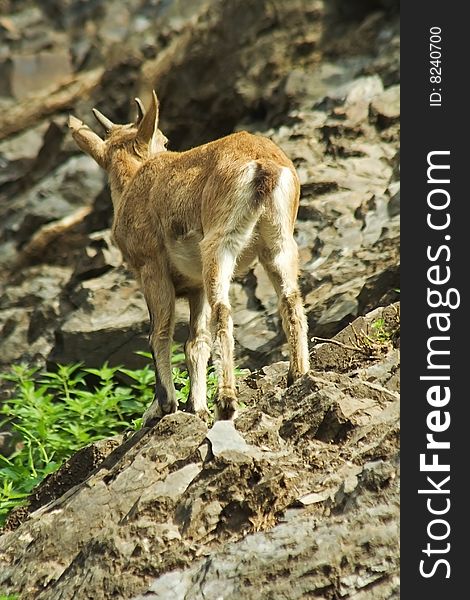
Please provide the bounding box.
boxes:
[287,368,308,387]
[196,408,212,423]
[142,398,177,427]
[214,395,238,421]
[286,369,295,387]
[185,400,212,423]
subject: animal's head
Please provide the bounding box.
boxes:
[68,91,168,170]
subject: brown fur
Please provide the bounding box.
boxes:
[68,91,310,425]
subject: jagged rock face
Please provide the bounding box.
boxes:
[0,306,399,599]
[0,0,399,372]
[0,1,399,597]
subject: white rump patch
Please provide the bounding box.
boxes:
[273,167,295,209]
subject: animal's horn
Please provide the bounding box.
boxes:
[92,108,115,133]
[135,98,146,123]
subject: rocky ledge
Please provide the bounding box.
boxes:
[0,304,399,599]
[0,0,400,597]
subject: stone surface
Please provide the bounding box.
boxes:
[0,1,400,597]
[0,50,72,100]
[0,0,400,372]
[206,420,251,456]
[0,321,400,598]
[370,85,400,128]
[135,506,399,600]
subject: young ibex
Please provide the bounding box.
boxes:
[68,91,309,425]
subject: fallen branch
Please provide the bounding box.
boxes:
[16,205,92,265]
[0,68,104,141]
[311,336,369,354]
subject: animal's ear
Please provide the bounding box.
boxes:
[136,90,159,146]
[68,115,106,168]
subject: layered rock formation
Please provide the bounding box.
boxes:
[0,1,400,597]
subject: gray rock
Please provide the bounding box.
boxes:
[344,74,384,105]
[0,306,55,365]
[135,495,398,600]
[68,229,123,282]
[0,122,47,162]
[4,154,103,247]
[206,421,251,456]
[369,85,400,128]
[0,50,72,100]
[0,265,71,310]
[49,270,150,368]
[0,307,400,599]
[0,4,400,597]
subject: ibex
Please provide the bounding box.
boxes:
[68,91,310,426]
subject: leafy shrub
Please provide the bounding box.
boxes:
[0,350,219,526]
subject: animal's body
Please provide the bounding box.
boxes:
[68,92,310,425]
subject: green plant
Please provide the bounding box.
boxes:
[0,362,147,525]
[370,317,392,344]
[0,346,239,527]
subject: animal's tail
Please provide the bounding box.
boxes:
[252,159,281,206]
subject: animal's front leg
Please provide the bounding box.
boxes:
[140,265,177,427]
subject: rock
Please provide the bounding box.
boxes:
[2,154,103,250]
[0,50,72,100]
[206,421,251,457]
[369,85,400,128]
[234,313,284,366]
[49,270,150,369]
[0,265,71,310]
[0,3,400,597]
[17,206,92,266]
[7,435,124,526]
[135,506,399,600]
[40,0,106,29]
[314,296,359,336]
[139,0,326,148]
[310,302,400,374]
[357,264,400,314]
[0,265,71,365]
[0,67,104,141]
[68,229,123,282]
[388,185,400,218]
[0,0,400,372]
[0,122,47,162]
[49,269,190,369]
[0,306,400,598]
[0,306,54,365]
[344,74,384,105]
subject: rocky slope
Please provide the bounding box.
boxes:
[0,304,400,599]
[0,0,400,598]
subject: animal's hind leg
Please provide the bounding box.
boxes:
[259,233,310,385]
[200,237,241,421]
[185,289,212,418]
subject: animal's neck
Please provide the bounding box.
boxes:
[108,149,141,211]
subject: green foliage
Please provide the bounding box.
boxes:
[371,317,392,344]
[0,347,222,527]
